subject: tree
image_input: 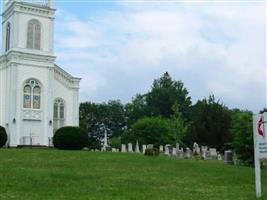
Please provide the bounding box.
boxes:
[185,95,231,151]
[125,94,148,126]
[125,72,192,127]
[231,110,254,164]
[131,117,173,147]
[79,100,126,149]
[146,72,192,119]
[169,103,189,146]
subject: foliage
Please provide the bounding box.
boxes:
[231,110,254,165]
[146,72,192,119]
[185,95,232,151]
[144,148,160,156]
[79,100,126,149]
[0,126,7,148]
[53,126,88,150]
[121,129,136,144]
[125,72,192,126]
[110,136,121,149]
[169,103,189,145]
[131,117,173,147]
[125,94,148,126]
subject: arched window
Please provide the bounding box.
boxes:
[6,22,10,51]
[27,19,41,50]
[23,79,41,109]
[53,98,65,131]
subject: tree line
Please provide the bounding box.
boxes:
[80,72,265,164]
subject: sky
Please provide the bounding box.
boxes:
[4,1,267,112]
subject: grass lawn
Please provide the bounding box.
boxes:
[0,149,266,200]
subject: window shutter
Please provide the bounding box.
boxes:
[27,22,34,48]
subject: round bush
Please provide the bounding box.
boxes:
[0,126,7,148]
[53,126,88,150]
[144,148,159,157]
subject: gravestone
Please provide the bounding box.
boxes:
[147,144,154,149]
[176,143,179,150]
[185,147,192,159]
[193,142,201,156]
[204,150,211,160]
[159,145,164,152]
[165,144,171,156]
[128,143,133,152]
[82,147,89,151]
[224,150,233,165]
[201,146,208,159]
[217,153,222,160]
[112,148,116,152]
[142,144,147,154]
[121,144,127,152]
[172,148,177,156]
[210,148,218,159]
[135,141,140,153]
[177,148,184,158]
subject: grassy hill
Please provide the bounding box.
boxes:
[0,149,266,200]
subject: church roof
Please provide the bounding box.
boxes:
[54,64,81,89]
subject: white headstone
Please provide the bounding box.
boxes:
[135,141,140,153]
[147,144,154,149]
[185,147,192,158]
[201,146,208,159]
[121,144,126,152]
[210,148,217,159]
[172,148,177,156]
[159,145,164,152]
[204,150,211,160]
[176,143,179,150]
[177,148,184,158]
[217,153,222,160]
[112,148,116,152]
[128,143,133,152]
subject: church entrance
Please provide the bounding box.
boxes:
[21,120,42,145]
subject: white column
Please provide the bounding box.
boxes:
[253,114,262,198]
[7,63,18,146]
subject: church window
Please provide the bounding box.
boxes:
[23,79,41,109]
[53,98,65,131]
[33,86,41,109]
[23,85,31,108]
[6,22,11,51]
[27,19,41,50]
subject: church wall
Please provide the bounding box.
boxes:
[0,63,7,127]
[2,12,16,54]
[16,64,53,146]
[16,13,53,53]
[53,78,79,127]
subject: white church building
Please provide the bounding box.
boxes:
[0,0,81,147]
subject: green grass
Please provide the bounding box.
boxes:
[0,149,266,200]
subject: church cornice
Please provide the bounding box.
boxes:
[2,1,55,21]
[1,50,56,67]
[54,64,81,90]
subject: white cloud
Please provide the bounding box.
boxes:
[54,2,266,112]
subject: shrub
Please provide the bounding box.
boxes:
[144,148,159,156]
[0,126,7,148]
[110,136,121,149]
[53,126,88,150]
[132,117,173,147]
[231,110,254,165]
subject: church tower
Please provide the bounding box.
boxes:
[0,0,81,147]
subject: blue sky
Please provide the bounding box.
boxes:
[4,1,267,112]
